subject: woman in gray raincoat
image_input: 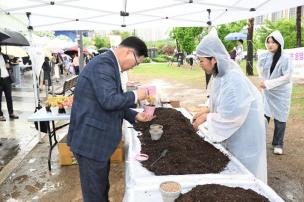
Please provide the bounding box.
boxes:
[257,30,293,155]
[192,29,267,183]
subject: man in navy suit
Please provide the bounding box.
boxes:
[67,36,152,202]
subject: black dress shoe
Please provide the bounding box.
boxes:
[9,114,19,119]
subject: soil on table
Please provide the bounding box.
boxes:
[133,108,229,175]
[176,184,270,202]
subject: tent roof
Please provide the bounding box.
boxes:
[0,0,303,31]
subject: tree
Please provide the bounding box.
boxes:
[111,30,132,40]
[34,31,55,38]
[296,6,302,47]
[83,37,94,47]
[256,18,304,49]
[160,44,175,55]
[93,35,110,49]
[246,18,254,76]
[170,27,204,54]
[217,20,247,52]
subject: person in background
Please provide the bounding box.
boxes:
[0,47,19,121]
[229,47,237,60]
[11,57,22,88]
[51,53,60,82]
[235,39,243,64]
[67,36,153,202]
[72,54,79,75]
[188,55,194,70]
[192,29,267,183]
[257,30,293,155]
[42,57,52,90]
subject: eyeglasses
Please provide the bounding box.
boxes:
[132,51,139,66]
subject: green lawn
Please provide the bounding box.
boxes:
[290,84,304,118]
[129,62,303,118]
[129,63,205,86]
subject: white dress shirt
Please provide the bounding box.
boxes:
[0,54,9,78]
[110,49,138,103]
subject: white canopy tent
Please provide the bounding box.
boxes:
[0,0,303,31]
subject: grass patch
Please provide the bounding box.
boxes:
[290,84,304,118]
[129,63,205,87]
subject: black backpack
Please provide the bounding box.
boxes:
[34,104,49,133]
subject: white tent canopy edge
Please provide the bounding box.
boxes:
[0,0,303,31]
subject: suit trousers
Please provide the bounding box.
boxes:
[74,153,110,202]
[265,115,286,148]
[0,77,14,116]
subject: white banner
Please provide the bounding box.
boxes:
[257,47,304,78]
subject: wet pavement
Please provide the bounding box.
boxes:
[0,71,69,186]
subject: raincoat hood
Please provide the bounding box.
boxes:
[196,28,237,77]
[265,30,284,51]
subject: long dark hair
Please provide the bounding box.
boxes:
[205,57,219,76]
[268,36,282,75]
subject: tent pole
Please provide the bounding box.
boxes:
[26,13,39,108]
[78,30,84,72]
[27,12,42,142]
[205,9,212,88]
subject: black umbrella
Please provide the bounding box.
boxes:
[0,30,10,41]
[98,47,109,54]
[0,30,29,46]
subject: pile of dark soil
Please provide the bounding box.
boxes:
[133,108,229,175]
[176,184,270,202]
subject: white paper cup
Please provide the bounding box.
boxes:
[150,124,163,130]
[159,181,181,202]
[149,129,163,141]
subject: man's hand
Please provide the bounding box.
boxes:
[192,113,208,130]
[136,88,148,101]
[136,112,155,122]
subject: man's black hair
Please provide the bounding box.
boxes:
[238,39,243,44]
[120,36,148,57]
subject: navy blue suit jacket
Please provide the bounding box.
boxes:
[67,50,138,161]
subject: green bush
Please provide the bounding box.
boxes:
[143,57,151,63]
[151,55,171,63]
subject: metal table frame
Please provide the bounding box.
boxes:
[28,107,70,170]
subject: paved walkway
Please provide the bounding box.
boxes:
[0,71,67,185]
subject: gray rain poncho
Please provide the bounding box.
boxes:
[196,30,267,183]
[257,30,293,122]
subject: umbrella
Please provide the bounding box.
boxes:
[0,30,30,46]
[224,32,247,41]
[65,46,89,54]
[98,48,109,54]
[0,30,10,41]
[1,46,28,57]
